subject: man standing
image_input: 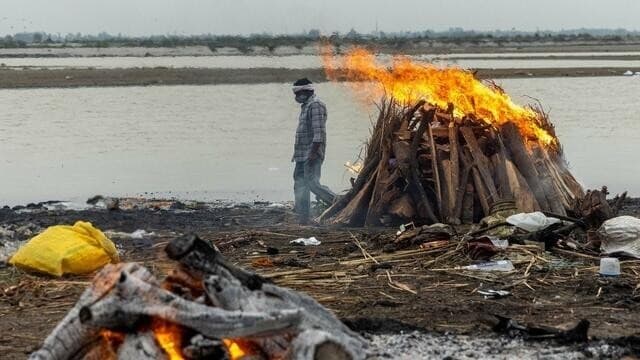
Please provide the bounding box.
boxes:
[291,78,336,224]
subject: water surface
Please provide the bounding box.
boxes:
[3,54,640,70]
[1,77,638,205]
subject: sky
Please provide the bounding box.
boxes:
[1,0,639,36]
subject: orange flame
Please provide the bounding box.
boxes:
[322,47,557,147]
[100,329,125,346]
[152,320,184,360]
[149,319,253,360]
[223,339,248,359]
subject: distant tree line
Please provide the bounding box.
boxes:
[1,28,640,50]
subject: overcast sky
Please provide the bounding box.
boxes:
[2,0,639,36]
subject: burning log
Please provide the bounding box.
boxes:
[78,264,302,339]
[31,235,367,360]
[320,101,584,227]
[169,234,367,359]
[29,263,157,360]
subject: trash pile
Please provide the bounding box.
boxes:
[388,186,636,280]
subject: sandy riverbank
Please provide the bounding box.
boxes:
[1,66,639,89]
[3,42,640,57]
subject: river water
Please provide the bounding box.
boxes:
[1,76,639,205]
[3,54,640,70]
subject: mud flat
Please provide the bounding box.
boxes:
[3,41,640,57]
[1,198,639,359]
[1,66,639,89]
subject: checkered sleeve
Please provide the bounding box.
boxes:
[309,102,327,143]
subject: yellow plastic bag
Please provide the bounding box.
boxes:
[9,221,120,276]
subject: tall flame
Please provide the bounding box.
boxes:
[322,47,557,147]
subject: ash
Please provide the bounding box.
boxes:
[367,332,626,359]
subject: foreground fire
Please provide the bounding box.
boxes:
[30,234,367,360]
[322,48,557,148]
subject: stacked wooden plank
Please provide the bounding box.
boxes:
[319,100,585,226]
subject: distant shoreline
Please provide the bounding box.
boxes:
[1,67,638,89]
[3,42,640,58]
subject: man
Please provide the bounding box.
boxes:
[291,78,336,224]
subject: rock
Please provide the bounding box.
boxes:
[0,227,16,239]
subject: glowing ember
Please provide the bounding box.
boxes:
[100,329,125,346]
[152,320,183,360]
[322,47,557,147]
[223,339,247,359]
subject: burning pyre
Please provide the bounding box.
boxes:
[320,48,584,226]
[30,235,367,360]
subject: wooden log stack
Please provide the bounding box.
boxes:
[319,100,585,227]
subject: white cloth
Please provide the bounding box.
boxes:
[506,212,561,232]
[292,84,315,93]
[598,216,640,258]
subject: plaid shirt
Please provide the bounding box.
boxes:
[292,95,327,162]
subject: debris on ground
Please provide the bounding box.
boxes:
[1,197,640,359]
[463,260,515,272]
[493,316,590,343]
[477,289,512,299]
[506,211,562,232]
[290,236,321,246]
[8,221,119,276]
[598,215,640,258]
[599,257,621,276]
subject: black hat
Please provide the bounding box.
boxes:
[293,78,313,86]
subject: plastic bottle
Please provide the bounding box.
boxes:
[464,260,515,272]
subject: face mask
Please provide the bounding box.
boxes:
[295,93,310,104]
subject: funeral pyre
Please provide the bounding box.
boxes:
[29,234,367,360]
[320,48,585,226]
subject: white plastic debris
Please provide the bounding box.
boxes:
[396,222,415,236]
[130,229,155,239]
[0,240,26,264]
[486,236,509,249]
[464,260,515,272]
[43,202,92,211]
[290,237,321,246]
[105,229,155,240]
[598,216,640,258]
[267,202,287,209]
[477,289,512,299]
[506,212,561,232]
[599,257,621,276]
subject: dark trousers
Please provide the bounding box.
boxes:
[293,160,336,221]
